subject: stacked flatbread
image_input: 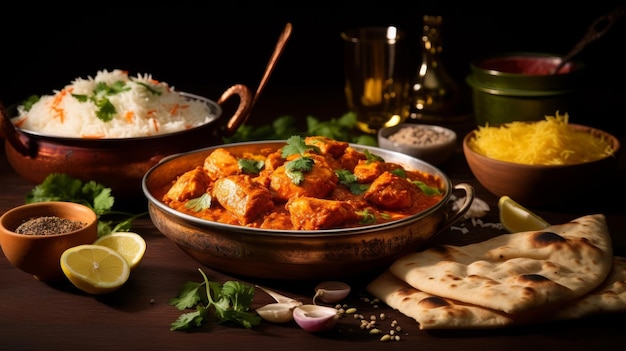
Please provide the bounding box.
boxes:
[367,214,626,329]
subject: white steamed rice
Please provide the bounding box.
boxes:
[12,69,217,138]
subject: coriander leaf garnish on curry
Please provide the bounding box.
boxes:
[160,135,444,230]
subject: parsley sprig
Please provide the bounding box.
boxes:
[169,268,261,331]
[25,173,147,237]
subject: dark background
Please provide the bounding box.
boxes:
[2,1,625,124]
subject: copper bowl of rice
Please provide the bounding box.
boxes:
[463,114,620,208]
[0,70,253,198]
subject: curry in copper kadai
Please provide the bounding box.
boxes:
[159,136,445,230]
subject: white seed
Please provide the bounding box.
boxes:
[345,307,357,314]
[380,334,392,342]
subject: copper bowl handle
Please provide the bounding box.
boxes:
[0,101,31,157]
[421,182,475,248]
[217,84,253,136]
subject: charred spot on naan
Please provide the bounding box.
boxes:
[533,231,567,244]
[419,296,451,308]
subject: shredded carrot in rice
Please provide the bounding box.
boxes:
[81,134,106,139]
[469,112,615,165]
[49,88,73,123]
[151,119,160,132]
[124,111,135,123]
[14,117,27,127]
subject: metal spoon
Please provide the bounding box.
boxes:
[552,6,624,75]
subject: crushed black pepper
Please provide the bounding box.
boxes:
[15,216,87,235]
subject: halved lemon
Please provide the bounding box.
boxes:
[60,244,130,294]
[498,196,550,233]
[93,232,146,270]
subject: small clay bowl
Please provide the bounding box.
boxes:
[378,123,457,166]
[463,123,620,208]
[0,201,98,282]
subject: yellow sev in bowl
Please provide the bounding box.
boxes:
[469,113,616,165]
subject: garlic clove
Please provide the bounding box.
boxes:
[255,285,300,304]
[313,281,351,304]
[256,302,302,323]
[292,304,340,332]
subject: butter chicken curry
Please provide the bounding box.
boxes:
[161,136,445,230]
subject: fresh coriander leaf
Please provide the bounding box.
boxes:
[98,221,113,237]
[170,307,208,331]
[285,156,314,185]
[281,135,319,158]
[71,94,89,102]
[352,134,378,146]
[89,184,115,216]
[220,309,261,329]
[390,168,406,178]
[94,80,129,96]
[136,81,162,95]
[412,180,442,196]
[336,111,357,128]
[222,281,255,312]
[95,98,117,122]
[223,115,299,143]
[25,173,83,204]
[336,169,358,185]
[272,115,300,139]
[335,169,369,195]
[238,159,264,175]
[110,212,146,233]
[169,281,206,310]
[21,95,41,111]
[357,209,377,225]
[364,149,384,163]
[349,183,369,195]
[185,193,212,212]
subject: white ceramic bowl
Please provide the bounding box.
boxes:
[378,123,457,166]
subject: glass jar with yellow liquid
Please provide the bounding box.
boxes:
[341,26,410,134]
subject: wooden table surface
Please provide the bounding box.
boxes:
[1,86,625,350]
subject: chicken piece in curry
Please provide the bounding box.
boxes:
[161,136,445,230]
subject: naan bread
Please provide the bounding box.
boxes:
[554,255,626,319]
[366,270,515,329]
[368,256,625,329]
[389,214,613,314]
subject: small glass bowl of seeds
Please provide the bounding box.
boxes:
[378,123,457,166]
[0,201,98,282]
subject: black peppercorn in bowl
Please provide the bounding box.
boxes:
[378,123,457,166]
[0,201,98,282]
